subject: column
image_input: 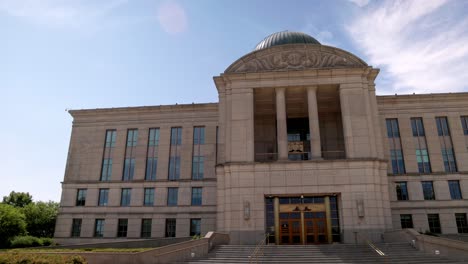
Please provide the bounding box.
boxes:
[276,88,288,160]
[307,86,322,159]
[274,197,280,245]
[339,87,354,158]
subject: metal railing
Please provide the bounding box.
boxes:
[249,233,270,264]
[355,232,389,264]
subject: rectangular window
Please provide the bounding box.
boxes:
[123,129,138,181]
[192,127,205,180]
[411,118,431,173]
[436,117,457,172]
[167,187,178,206]
[448,180,463,200]
[98,189,109,206]
[427,214,441,233]
[191,187,202,206]
[94,219,105,237]
[145,128,160,181]
[400,214,413,229]
[71,219,82,237]
[386,119,405,174]
[141,219,152,238]
[422,181,435,200]
[144,188,155,206]
[76,189,87,206]
[165,218,176,237]
[190,218,201,236]
[117,219,128,237]
[461,116,468,135]
[168,156,181,180]
[100,130,116,181]
[455,213,468,233]
[395,182,409,201]
[192,156,204,180]
[171,127,182,145]
[121,188,131,206]
[169,127,182,180]
[193,126,205,145]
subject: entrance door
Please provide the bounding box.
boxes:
[279,213,302,244]
[304,212,328,244]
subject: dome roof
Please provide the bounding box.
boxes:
[254,31,320,51]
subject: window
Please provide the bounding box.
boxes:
[448,180,463,200]
[71,219,82,237]
[100,130,116,181]
[455,213,468,233]
[165,218,176,237]
[76,189,87,206]
[436,117,457,172]
[123,129,138,181]
[427,214,441,233]
[411,118,431,173]
[98,189,109,206]
[190,218,201,236]
[141,219,152,238]
[171,127,182,145]
[101,159,113,181]
[461,116,468,135]
[146,128,160,181]
[167,187,178,206]
[168,156,180,180]
[193,126,205,145]
[422,181,435,200]
[144,188,155,206]
[169,127,182,180]
[192,156,204,180]
[192,127,205,180]
[400,214,413,229]
[121,188,131,206]
[94,219,105,237]
[395,182,409,201]
[117,219,128,237]
[191,187,202,206]
[386,119,405,174]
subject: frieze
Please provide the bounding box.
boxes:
[225,45,367,73]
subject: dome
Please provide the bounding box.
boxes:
[254,31,321,51]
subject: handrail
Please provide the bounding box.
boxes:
[355,232,389,264]
[249,233,269,264]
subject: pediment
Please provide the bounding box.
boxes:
[225,44,367,74]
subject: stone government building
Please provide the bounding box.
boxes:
[54,31,468,245]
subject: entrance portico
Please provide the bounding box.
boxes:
[214,31,392,245]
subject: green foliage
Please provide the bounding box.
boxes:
[0,253,87,264]
[0,204,27,248]
[40,238,53,246]
[2,192,32,208]
[21,201,59,238]
[10,236,43,248]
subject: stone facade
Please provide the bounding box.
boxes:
[55,32,468,245]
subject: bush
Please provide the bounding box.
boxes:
[10,236,42,248]
[40,238,53,246]
[0,204,27,248]
[0,253,86,264]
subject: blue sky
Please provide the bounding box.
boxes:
[1,0,467,202]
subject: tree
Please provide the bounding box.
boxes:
[0,203,27,248]
[21,201,59,238]
[2,191,33,208]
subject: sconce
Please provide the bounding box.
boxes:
[243,201,250,220]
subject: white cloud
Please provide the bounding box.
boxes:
[0,0,127,28]
[348,0,371,7]
[157,1,188,35]
[347,0,468,94]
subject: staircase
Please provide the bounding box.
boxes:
[183,242,464,263]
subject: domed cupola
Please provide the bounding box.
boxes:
[254,31,320,51]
